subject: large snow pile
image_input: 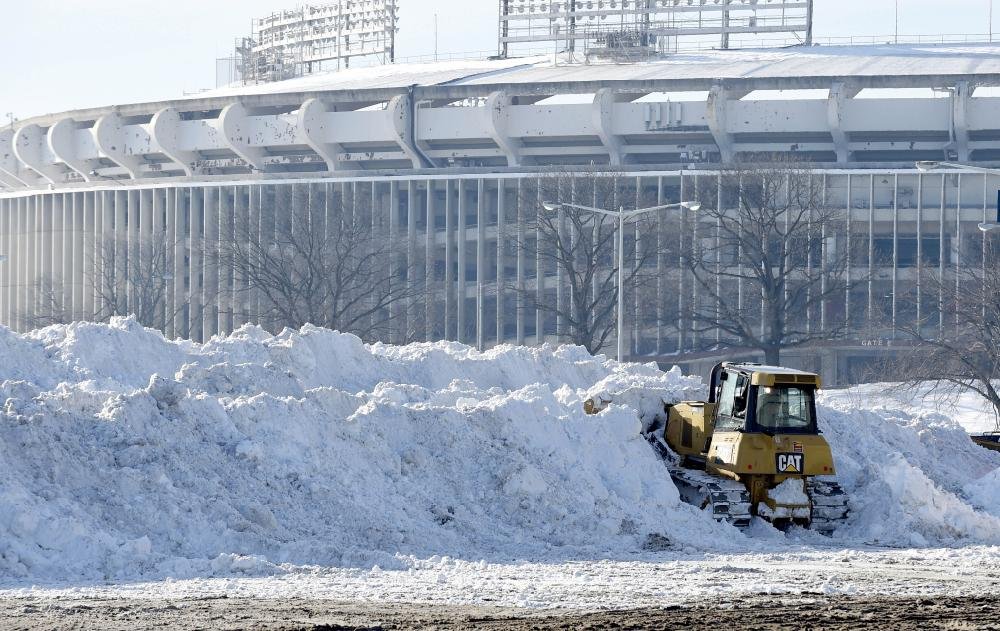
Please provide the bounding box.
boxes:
[2,318,999,585]
[818,393,1000,547]
[0,318,720,583]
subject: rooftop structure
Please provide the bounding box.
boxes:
[3,43,999,190]
[498,0,814,59]
[225,1,399,85]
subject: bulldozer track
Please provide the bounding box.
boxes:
[647,431,753,530]
[807,479,850,535]
[647,428,850,535]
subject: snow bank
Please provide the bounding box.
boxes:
[0,318,728,584]
[817,396,1000,547]
[3,317,1000,585]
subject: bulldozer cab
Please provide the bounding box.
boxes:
[709,363,821,436]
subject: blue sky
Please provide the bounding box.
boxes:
[1,0,995,120]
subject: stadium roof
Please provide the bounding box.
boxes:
[16,43,1000,127]
[197,43,1000,98]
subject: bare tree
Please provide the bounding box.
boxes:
[684,156,856,365]
[222,185,416,340]
[896,239,1000,428]
[92,236,176,330]
[512,171,671,355]
[21,276,72,329]
[23,235,210,338]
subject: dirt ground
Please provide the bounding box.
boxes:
[0,595,999,630]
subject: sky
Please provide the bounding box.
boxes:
[0,0,996,121]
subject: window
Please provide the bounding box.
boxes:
[755,386,816,432]
[715,372,749,432]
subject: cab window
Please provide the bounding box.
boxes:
[755,386,816,432]
[715,372,748,431]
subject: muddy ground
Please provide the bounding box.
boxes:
[0,595,998,630]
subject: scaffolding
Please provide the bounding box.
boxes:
[220,1,399,86]
[498,0,814,59]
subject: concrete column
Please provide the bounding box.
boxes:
[485,92,522,167]
[367,182,379,338]
[172,188,187,337]
[845,176,852,328]
[444,181,454,341]
[191,184,204,334]
[25,197,37,327]
[678,174,687,352]
[219,102,268,172]
[136,189,153,324]
[112,191,125,318]
[14,198,24,330]
[867,175,875,324]
[39,196,50,323]
[50,194,66,322]
[93,112,145,179]
[203,187,219,340]
[655,176,665,353]
[59,194,72,319]
[150,107,198,176]
[83,192,96,320]
[71,192,85,320]
[938,174,946,334]
[476,179,486,351]
[714,176,723,346]
[953,81,971,162]
[99,191,114,319]
[555,183,565,340]
[456,181,466,344]
[2,199,11,326]
[218,187,234,335]
[425,180,435,342]
[127,191,139,313]
[407,181,417,339]
[636,178,644,354]
[232,186,247,330]
[515,179,526,346]
[0,200,8,327]
[14,124,63,185]
[388,182,399,343]
[891,174,899,336]
[707,86,738,162]
[535,179,544,345]
[38,195,53,323]
[249,185,262,328]
[496,179,506,346]
[915,174,923,328]
[819,175,828,334]
[955,174,963,327]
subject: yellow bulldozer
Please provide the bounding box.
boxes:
[588,362,849,533]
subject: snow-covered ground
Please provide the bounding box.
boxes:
[824,382,999,434]
[1,318,999,608]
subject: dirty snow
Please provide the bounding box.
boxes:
[1,317,999,608]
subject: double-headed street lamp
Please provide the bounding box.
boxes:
[541,199,702,362]
[916,161,1000,233]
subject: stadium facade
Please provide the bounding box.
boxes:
[2,44,999,383]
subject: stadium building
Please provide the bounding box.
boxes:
[1,42,1000,383]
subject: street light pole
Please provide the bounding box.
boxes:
[542,199,701,362]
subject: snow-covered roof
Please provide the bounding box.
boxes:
[16,42,1000,129]
[196,43,1000,100]
[726,363,818,377]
